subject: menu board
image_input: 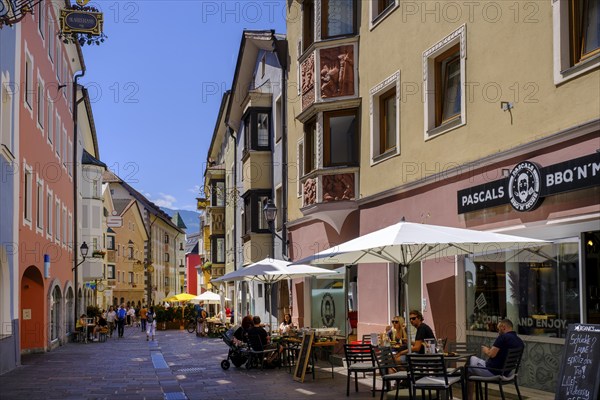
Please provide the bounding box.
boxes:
[555,324,600,400]
[293,331,314,382]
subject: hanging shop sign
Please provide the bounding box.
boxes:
[0,0,41,28]
[59,8,103,35]
[458,152,600,214]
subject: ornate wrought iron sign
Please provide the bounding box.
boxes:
[0,0,41,28]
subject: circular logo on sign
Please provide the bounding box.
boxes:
[320,293,335,327]
[508,161,542,211]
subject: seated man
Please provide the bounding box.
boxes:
[469,319,524,377]
[247,316,279,366]
[395,310,435,362]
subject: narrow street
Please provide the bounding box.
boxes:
[0,326,552,400]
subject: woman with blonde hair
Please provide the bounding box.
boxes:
[387,316,408,344]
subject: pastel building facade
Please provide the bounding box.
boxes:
[285,0,599,392]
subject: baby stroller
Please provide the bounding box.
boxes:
[220,328,248,370]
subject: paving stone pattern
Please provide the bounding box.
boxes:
[0,326,553,400]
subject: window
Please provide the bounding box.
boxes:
[47,21,53,62]
[164,252,170,262]
[570,0,600,64]
[323,109,359,167]
[47,97,53,145]
[129,246,134,259]
[62,206,67,244]
[242,191,271,235]
[129,272,134,284]
[1,81,13,151]
[370,72,400,162]
[107,265,115,279]
[321,0,356,39]
[107,235,115,250]
[297,139,304,197]
[371,0,396,26]
[62,128,67,167]
[37,79,44,129]
[302,0,314,51]
[23,166,32,222]
[275,186,283,230]
[37,1,45,37]
[164,233,169,244]
[466,241,580,339]
[423,25,466,138]
[36,179,43,230]
[55,199,60,242]
[55,114,61,158]
[212,236,225,263]
[436,46,461,126]
[242,109,271,154]
[46,191,52,236]
[212,180,225,207]
[553,0,600,83]
[304,118,317,173]
[275,96,282,143]
[24,54,33,109]
[258,283,263,298]
[68,214,72,248]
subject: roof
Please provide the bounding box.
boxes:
[172,212,188,230]
[82,149,107,168]
[113,199,132,215]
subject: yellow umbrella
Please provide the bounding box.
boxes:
[163,293,197,329]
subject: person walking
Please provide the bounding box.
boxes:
[140,305,148,332]
[146,306,156,341]
[117,304,127,338]
[106,306,117,337]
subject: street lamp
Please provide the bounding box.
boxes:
[262,199,289,257]
[73,241,89,326]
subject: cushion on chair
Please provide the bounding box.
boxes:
[415,375,462,387]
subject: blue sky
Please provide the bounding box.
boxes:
[81,1,287,211]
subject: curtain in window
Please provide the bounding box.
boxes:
[441,56,461,122]
[257,113,269,147]
[325,0,354,37]
[582,0,600,55]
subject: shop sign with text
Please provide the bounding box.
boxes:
[458,153,600,213]
[59,8,103,35]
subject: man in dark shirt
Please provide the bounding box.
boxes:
[469,318,524,377]
[397,309,435,361]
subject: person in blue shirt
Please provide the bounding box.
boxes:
[468,318,524,377]
[116,304,127,338]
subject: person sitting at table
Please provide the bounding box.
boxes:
[75,314,87,341]
[233,315,253,345]
[388,316,408,346]
[279,313,294,335]
[395,310,435,362]
[468,318,524,377]
[247,316,280,367]
[92,313,108,341]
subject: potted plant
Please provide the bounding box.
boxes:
[92,250,106,258]
[202,261,212,272]
[155,306,167,330]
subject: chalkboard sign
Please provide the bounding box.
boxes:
[555,324,600,400]
[293,331,315,382]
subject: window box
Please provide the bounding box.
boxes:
[92,250,106,258]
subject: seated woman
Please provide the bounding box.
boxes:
[388,316,408,347]
[279,313,294,335]
[233,315,253,346]
[92,314,108,341]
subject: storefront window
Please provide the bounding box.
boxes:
[466,241,580,338]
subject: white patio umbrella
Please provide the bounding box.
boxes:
[213,258,340,330]
[191,291,230,304]
[294,220,548,351]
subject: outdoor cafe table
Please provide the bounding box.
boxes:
[282,337,338,380]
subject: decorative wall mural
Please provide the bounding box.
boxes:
[303,178,317,206]
[319,45,354,98]
[301,54,316,110]
[322,174,354,202]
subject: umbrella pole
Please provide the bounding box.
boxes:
[400,264,413,353]
[268,283,273,333]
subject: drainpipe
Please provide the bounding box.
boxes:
[73,67,85,327]
[227,125,240,322]
[273,34,289,261]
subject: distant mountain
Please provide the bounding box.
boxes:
[161,208,201,234]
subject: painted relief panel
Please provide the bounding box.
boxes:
[301,53,315,110]
[319,45,354,98]
[322,173,355,202]
[303,178,317,206]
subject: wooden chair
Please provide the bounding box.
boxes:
[344,343,378,397]
[377,347,411,400]
[467,346,524,400]
[407,353,465,400]
[98,327,109,342]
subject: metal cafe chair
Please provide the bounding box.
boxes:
[344,343,378,397]
[377,347,411,400]
[246,334,279,370]
[467,346,524,400]
[407,353,465,400]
